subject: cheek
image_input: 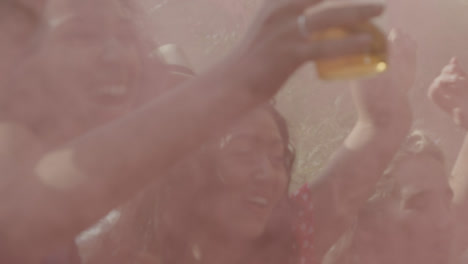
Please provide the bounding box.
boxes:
[215,158,252,187]
[41,45,94,84]
[206,161,247,211]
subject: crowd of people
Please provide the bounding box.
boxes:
[1,0,468,264]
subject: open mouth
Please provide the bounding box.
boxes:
[246,196,272,216]
[243,196,273,223]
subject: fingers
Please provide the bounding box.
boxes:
[429,58,468,129]
[300,33,372,60]
[428,59,468,112]
[428,78,460,113]
[430,87,456,114]
[442,57,466,77]
[450,56,458,65]
[246,0,386,72]
[304,1,385,32]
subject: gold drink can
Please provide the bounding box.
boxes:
[314,22,388,80]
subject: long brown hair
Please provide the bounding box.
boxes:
[81,105,298,264]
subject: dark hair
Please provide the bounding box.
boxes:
[265,104,296,176]
[246,104,297,264]
[80,105,298,264]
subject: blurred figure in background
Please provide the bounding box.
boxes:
[320,29,455,264]
[324,52,468,264]
[324,130,454,264]
[428,57,468,263]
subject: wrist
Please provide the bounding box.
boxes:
[226,46,293,102]
[358,98,412,132]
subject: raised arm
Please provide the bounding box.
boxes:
[428,57,468,204]
[427,57,468,263]
[0,0,385,262]
[304,29,415,262]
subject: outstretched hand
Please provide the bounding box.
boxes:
[428,57,468,129]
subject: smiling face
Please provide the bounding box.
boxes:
[47,14,141,104]
[347,153,454,264]
[173,108,290,242]
[8,1,145,146]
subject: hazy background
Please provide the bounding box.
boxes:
[139,0,468,190]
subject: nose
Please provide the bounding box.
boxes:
[253,155,276,183]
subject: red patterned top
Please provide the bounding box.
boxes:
[290,183,315,264]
